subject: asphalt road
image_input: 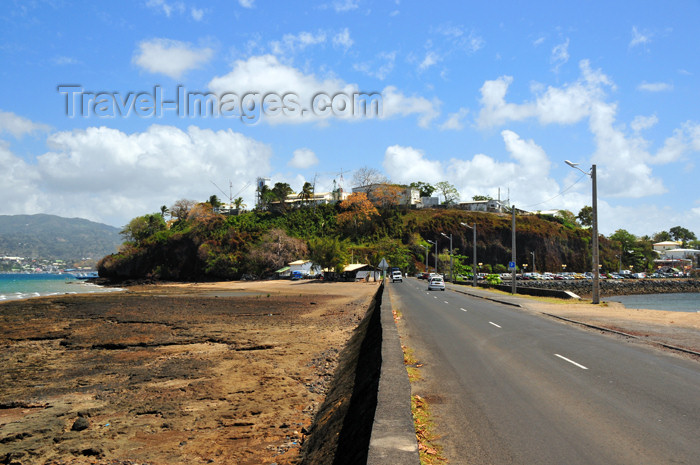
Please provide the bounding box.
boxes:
[389,279,700,465]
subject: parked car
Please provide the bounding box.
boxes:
[428,276,445,291]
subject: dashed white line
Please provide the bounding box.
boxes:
[489,321,501,328]
[555,354,588,370]
[460,308,468,312]
[444,301,449,304]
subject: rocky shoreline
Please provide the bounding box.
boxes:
[504,278,700,297]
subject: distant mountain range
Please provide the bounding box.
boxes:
[0,214,122,261]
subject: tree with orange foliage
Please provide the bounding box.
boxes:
[372,184,404,207]
[337,192,379,239]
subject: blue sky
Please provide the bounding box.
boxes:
[1,0,699,237]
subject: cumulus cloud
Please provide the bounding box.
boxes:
[383,145,443,184]
[477,60,613,128]
[133,38,214,79]
[238,0,255,8]
[0,125,271,226]
[208,55,440,127]
[0,110,51,138]
[288,148,319,169]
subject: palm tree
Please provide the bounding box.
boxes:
[298,181,314,206]
[233,197,246,214]
[159,205,170,218]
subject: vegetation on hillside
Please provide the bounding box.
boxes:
[0,214,121,263]
[97,187,698,282]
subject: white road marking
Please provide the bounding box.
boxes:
[489,321,501,328]
[460,308,468,312]
[444,301,449,304]
[555,354,588,370]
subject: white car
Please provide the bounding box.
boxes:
[428,276,445,291]
[391,271,403,282]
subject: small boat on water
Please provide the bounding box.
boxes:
[65,270,99,279]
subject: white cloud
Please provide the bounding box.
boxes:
[191,7,204,21]
[146,0,185,17]
[383,145,443,184]
[270,31,327,56]
[637,81,673,92]
[419,51,441,71]
[353,51,396,80]
[381,86,440,128]
[238,0,255,8]
[133,38,214,79]
[209,55,441,127]
[333,28,353,52]
[334,0,359,12]
[477,60,613,128]
[0,141,44,214]
[550,38,569,72]
[533,36,546,47]
[0,110,50,138]
[22,124,271,225]
[439,108,468,131]
[630,114,658,132]
[630,26,651,48]
[289,148,319,169]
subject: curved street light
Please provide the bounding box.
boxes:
[441,233,453,283]
[460,222,477,288]
[427,239,437,275]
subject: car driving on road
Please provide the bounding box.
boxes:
[428,276,445,291]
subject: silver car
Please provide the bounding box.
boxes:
[428,276,445,291]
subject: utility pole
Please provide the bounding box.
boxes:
[511,205,517,295]
[427,239,437,275]
[566,161,600,304]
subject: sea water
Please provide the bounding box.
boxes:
[607,293,700,313]
[0,273,122,302]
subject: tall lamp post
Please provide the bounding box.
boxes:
[419,244,428,274]
[530,251,535,273]
[460,222,477,288]
[427,239,437,275]
[566,160,600,304]
[441,233,453,283]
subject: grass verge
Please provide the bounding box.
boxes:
[393,306,447,464]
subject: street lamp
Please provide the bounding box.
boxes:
[419,244,428,274]
[441,233,453,283]
[530,251,535,273]
[460,222,477,288]
[427,239,437,275]
[565,160,600,304]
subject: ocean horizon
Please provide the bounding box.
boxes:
[0,273,122,302]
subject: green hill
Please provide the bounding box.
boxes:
[97,203,628,282]
[0,214,121,262]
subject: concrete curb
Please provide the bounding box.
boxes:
[367,285,420,465]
